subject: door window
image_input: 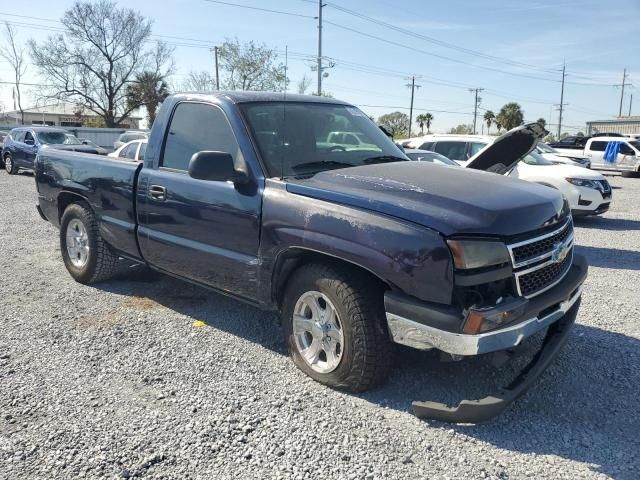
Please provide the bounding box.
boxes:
[468,142,488,158]
[138,142,147,161]
[589,141,607,152]
[119,143,137,159]
[619,143,635,156]
[161,102,239,171]
[24,132,35,145]
[433,141,467,161]
[12,131,25,143]
[418,141,434,150]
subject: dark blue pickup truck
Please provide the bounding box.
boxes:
[35,92,587,422]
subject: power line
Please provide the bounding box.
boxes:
[201,0,316,19]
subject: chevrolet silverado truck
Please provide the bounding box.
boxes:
[34,93,587,423]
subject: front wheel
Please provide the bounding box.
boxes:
[60,202,119,284]
[282,263,393,392]
[4,154,17,174]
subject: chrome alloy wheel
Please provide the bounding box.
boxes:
[66,218,90,268]
[4,155,12,173]
[292,291,344,373]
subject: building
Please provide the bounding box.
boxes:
[0,102,141,129]
[586,117,640,136]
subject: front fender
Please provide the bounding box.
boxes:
[260,181,454,305]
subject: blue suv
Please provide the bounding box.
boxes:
[2,126,106,174]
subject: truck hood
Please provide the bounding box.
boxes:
[43,144,106,155]
[465,122,548,174]
[286,162,567,237]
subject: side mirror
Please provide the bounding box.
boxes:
[25,138,35,146]
[188,151,249,184]
[82,140,90,145]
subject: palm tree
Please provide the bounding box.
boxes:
[126,71,170,126]
[483,110,495,135]
[416,113,434,135]
[536,117,547,129]
[496,102,524,131]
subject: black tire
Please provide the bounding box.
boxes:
[4,153,17,175]
[621,170,640,178]
[60,202,118,284]
[282,263,393,392]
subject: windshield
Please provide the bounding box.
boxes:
[523,150,555,166]
[406,151,459,166]
[629,141,640,152]
[537,143,558,154]
[36,131,79,145]
[240,102,407,177]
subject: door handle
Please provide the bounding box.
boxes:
[149,185,167,201]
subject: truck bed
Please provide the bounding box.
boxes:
[35,148,143,260]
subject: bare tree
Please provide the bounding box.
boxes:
[297,74,312,95]
[182,70,217,91]
[218,39,287,91]
[29,1,173,127]
[0,22,27,124]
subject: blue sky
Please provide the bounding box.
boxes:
[0,0,638,133]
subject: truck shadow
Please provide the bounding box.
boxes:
[95,269,638,479]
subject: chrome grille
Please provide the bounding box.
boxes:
[508,219,574,298]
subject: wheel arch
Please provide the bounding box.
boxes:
[57,191,91,222]
[271,247,392,310]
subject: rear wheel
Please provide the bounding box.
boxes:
[282,263,393,392]
[4,153,17,174]
[60,202,118,284]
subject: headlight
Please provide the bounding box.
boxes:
[565,178,597,188]
[447,239,510,270]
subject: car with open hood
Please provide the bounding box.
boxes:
[33,92,587,423]
[415,125,612,216]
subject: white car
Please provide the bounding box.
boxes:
[113,131,148,150]
[536,143,591,169]
[108,139,147,162]
[428,126,612,217]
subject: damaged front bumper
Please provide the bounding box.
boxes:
[383,253,587,423]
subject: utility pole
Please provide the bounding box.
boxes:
[406,76,421,136]
[557,62,566,138]
[317,0,324,96]
[469,88,484,134]
[629,93,633,117]
[214,46,220,90]
[618,68,628,117]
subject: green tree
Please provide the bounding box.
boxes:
[126,71,170,126]
[218,38,287,91]
[416,113,433,135]
[483,110,495,134]
[496,102,524,131]
[536,117,547,129]
[447,124,473,134]
[378,111,409,138]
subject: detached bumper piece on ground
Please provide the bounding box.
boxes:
[412,301,579,423]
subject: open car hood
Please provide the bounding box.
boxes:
[465,122,548,174]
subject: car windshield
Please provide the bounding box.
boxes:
[537,143,558,154]
[240,102,407,177]
[629,141,640,152]
[36,131,79,145]
[406,151,459,166]
[523,150,556,166]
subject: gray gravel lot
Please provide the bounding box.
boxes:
[0,170,638,479]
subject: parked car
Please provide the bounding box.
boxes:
[548,135,590,150]
[77,138,108,155]
[34,93,587,423]
[553,136,640,177]
[113,131,148,150]
[536,142,591,169]
[2,127,107,174]
[403,148,459,166]
[415,131,612,216]
[109,139,148,162]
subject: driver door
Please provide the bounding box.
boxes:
[23,131,38,168]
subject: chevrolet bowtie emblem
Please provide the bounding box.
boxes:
[551,240,571,263]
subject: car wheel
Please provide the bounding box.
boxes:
[621,170,640,178]
[282,263,393,392]
[4,153,17,174]
[60,202,119,284]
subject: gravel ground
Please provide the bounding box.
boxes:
[0,170,638,480]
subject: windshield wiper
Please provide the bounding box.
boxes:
[362,155,406,164]
[291,160,353,171]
